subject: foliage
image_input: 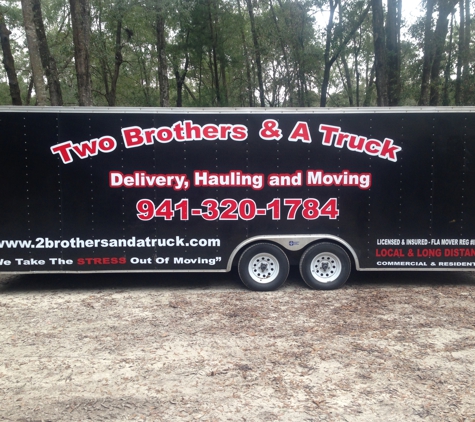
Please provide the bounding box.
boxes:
[0,0,474,106]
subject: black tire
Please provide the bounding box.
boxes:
[238,243,289,291]
[299,242,351,290]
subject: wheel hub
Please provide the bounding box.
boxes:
[248,253,280,284]
[311,252,341,283]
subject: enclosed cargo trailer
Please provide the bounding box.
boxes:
[1,107,474,290]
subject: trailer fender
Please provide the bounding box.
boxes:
[227,234,359,271]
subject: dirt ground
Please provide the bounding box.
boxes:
[1,269,475,422]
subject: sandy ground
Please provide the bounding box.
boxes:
[1,269,475,422]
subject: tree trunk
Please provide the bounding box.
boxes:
[296,5,308,107]
[371,0,388,106]
[106,19,123,106]
[429,0,458,106]
[338,1,353,106]
[208,0,221,107]
[21,0,47,105]
[418,0,435,106]
[175,55,189,107]
[184,82,197,102]
[321,1,369,107]
[236,0,253,106]
[26,77,34,105]
[175,72,184,107]
[32,0,62,105]
[69,0,92,106]
[442,11,454,105]
[246,0,265,107]
[386,0,400,106]
[156,2,169,107]
[363,63,375,106]
[461,0,471,103]
[207,0,220,106]
[455,0,464,104]
[0,14,22,105]
[320,0,337,107]
[268,0,292,106]
[353,34,361,106]
[219,56,228,106]
[340,53,354,106]
[137,50,152,106]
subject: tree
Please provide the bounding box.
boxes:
[91,0,127,106]
[321,0,370,107]
[419,0,458,106]
[371,0,388,106]
[69,0,92,106]
[442,9,454,105]
[246,0,265,106]
[1,0,474,108]
[456,0,472,104]
[0,11,22,105]
[156,0,169,106]
[429,0,458,105]
[236,0,253,106]
[386,0,401,105]
[31,0,62,105]
[21,0,47,105]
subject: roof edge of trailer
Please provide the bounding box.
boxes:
[1,106,475,114]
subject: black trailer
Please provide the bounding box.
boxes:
[1,107,474,290]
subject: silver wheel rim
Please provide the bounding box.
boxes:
[310,252,341,283]
[248,253,280,284]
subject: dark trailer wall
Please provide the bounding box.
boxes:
[0,107,474,289]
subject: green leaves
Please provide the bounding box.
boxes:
[0,0,473,106]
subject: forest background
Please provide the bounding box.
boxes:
[0,0,473,108]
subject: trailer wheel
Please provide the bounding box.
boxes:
[238,243,289,291]
[299,243,351,290]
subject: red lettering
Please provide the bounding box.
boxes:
[364,139,382,156]
[379,138,402,162]
[143,129,155,145]
[335,132,350,147]
[219,124,232,140]
[319,123,401,161]
[78,257,127,265]
[98,136,117,152]
[288,122,311,143]
[417,248,442,257]
[203,124,219,140]
[319,124,340,145]
[122,126,144,148]
[230,125,247,141]
[172,121,185,141]
[51,141,74,164]
[184,120,202,140]
[347,135,366,152]
[375,248,405,257]
[71,139,98,158]
[156,127,173,143]
[259,120,282,140]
